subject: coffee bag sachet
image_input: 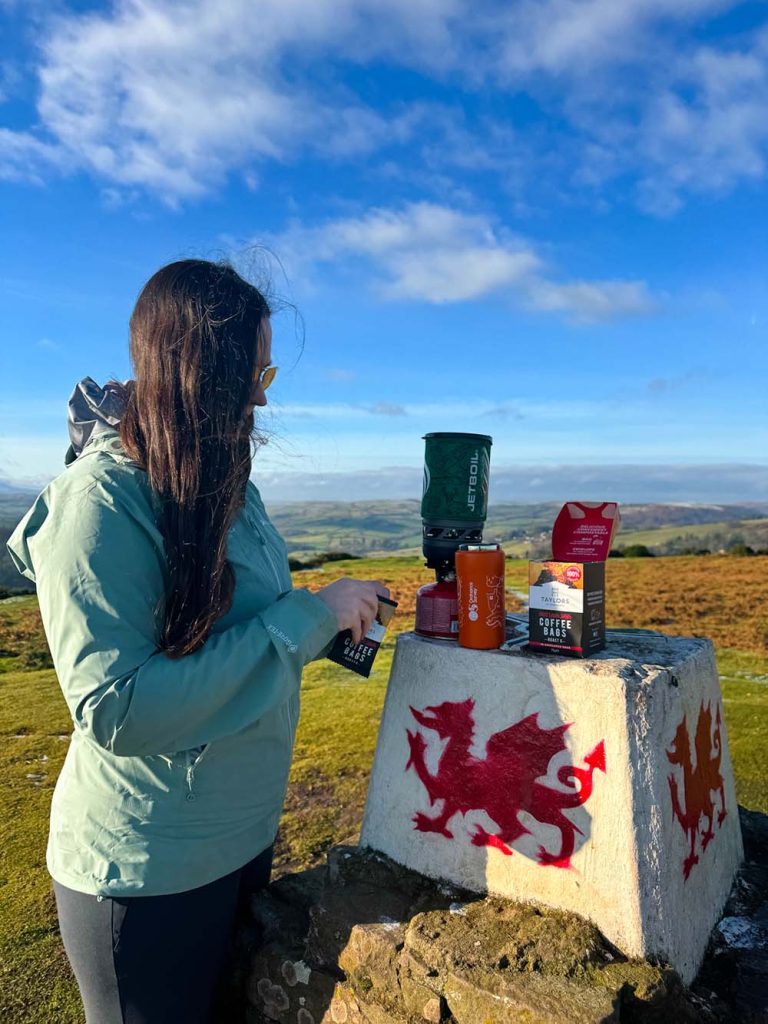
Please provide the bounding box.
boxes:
[528,502,620,658]
[327,596,398,677]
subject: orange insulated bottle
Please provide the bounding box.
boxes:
[455,543,506,649]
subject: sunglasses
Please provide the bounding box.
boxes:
[255,365,278,390]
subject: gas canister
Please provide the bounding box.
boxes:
[415,569,459,640]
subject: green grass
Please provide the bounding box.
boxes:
[0,641,398,1024]
[718,647,768,813]
[1,563,767,1023]
[0,668,83,1023]
[276,644,394,871]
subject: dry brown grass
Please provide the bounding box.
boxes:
[296,559,424,622]
[604,555,768,654]
[4,554,765,663]
[295,557,525,628]
[298,554,768,655]
[0,599,53,669]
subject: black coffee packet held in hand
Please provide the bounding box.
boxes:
[327,596,398,677]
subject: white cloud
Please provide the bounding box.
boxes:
[4,0,461,200]
[35,337,61,351]
[2,0,766,213]
[325,368,358,382]
[29,1,316,200]
[272,396,638,422]
[253,462,768,504]
[493,0,733,77]
[517,14,768,212]
[526,279,655,321]
[0,435,68,485]
[0,58,23,105]
[368,402,407,416]
[0,127,68,184]
[634,33,768,211]
[325,203,541,303]
[484,3,768,211]
[271,202,655,320]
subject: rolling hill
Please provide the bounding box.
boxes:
[268,500,768,560]
[3,494,767,592]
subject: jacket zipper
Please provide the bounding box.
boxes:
[184,745,211,800]
[247,508,283,591]
[183,503,279,803]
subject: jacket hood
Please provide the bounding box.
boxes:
[7,377,132,583]
[65,376,130,466]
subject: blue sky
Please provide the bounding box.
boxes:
[1,0,767,502]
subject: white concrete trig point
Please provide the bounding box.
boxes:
[361,630,743,984]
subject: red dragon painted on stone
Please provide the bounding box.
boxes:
[405,698,606,869]
[667,701,727,881]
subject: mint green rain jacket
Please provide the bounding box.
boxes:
[6,426,339,897]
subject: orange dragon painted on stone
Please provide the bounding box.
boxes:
[405,698,606,869]
[667,701,727,881]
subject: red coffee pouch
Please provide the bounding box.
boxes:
[551,501,620,562]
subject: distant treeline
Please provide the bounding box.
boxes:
[609,543,768,558]
[287,551,361,571]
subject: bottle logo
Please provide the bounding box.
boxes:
[468,581,479,621]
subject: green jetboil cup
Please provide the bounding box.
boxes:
[421,432,493,568]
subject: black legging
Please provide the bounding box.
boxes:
[53,846,273,1024]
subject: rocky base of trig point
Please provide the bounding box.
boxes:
[361,630,744,983]
[234,812,768,1024]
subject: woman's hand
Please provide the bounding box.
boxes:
[315,578,391,644]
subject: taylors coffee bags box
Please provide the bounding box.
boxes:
[327,596,398,678]
[528,561,606,656]
[528,502,619,658]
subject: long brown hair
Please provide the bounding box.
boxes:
[118,259,271,658]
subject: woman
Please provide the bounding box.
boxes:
[7,259,389,1024]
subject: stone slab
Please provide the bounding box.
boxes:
[360,631,743,984]
[244,843,728,1024]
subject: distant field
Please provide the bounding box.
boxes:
[612,518,768,554]
[0,555,767,1023]
[494,519,768,558]
[269,500,768,560]
[4,497,768,590]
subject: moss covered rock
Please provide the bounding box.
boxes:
[242,843,756,1023]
